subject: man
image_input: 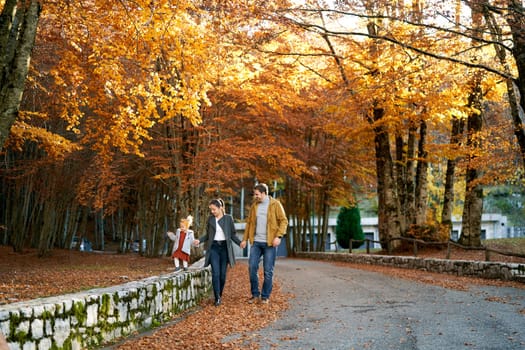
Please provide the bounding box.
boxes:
[241,183,288,304]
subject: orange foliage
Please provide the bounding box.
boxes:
[4,0,519,225]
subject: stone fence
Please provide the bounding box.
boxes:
[2,252,523,349]
[0,267,211,350]
[296,252,525,282]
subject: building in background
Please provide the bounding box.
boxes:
[233,213,514,258]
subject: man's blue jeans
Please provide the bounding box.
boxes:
[249,241,277,299]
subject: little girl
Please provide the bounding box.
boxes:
[167,215,195,271]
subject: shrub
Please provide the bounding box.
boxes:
[336,206,365,249]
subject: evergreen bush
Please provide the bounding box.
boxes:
[336,206,365,249]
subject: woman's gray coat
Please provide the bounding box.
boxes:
[197,214,242,267]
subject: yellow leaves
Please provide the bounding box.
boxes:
[70,40,82,53]
[127,73,207,127]
[17,0,517,197]
[8,121,81,159]
[482,74,507,101]
[28,0,221,162]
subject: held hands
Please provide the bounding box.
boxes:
[239,238,282,248]
[193,239,200,246]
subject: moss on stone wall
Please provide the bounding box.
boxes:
[3,269,211,349]
[71,301,86,325]
[100,294,111,317]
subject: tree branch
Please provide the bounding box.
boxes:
[281,15,514,81]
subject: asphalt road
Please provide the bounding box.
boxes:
[241,258,525,350]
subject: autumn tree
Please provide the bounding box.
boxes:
[457,0,485,247]
[2,0,222,255]
[271,0,517,250]
[277,1,462,248]
[0,0,41,149]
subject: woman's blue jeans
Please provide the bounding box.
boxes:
[209,241,228,300]
[248,241,277,299]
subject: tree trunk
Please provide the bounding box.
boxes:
[395,134,407,217]
[95,209,105,251]
[459,166,484,247]
[479,0,525,169]
[315,188,329,252]
[441,116,465,232]
[394,124,418,228]
[405,125,417,225]
[285,176,301,256]
[371,107,403,248]
[505,0,525,169]
[321,201,330,252]
[0,0,41,149]
[458,74,484,247]
[414,119,428,224]
[38,199,57,257]
[458,1,485,247]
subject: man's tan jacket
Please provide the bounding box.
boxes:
[244,197,288,246]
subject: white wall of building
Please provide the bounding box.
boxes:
[451,213,508,241]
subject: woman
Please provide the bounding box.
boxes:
[194,198,243,306]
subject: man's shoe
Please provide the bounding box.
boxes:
[214,298,221,306]
[261,298,269,304]
[248,296,259,304]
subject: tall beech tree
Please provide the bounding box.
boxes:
[458,0,485,246]
[279,0,473,247]
[276,0,516,249]
[0,0,41,149]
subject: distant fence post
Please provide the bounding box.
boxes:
[485,248,490,262]
[446,242,451,259]
[413,240,418,257]
[366,239,370,254]
[349,239,353,253]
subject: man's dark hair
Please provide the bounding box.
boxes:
[254,183,268,194]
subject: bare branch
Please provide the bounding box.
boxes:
[281,16,514,81]
[282,6,513,52]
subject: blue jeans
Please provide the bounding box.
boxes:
[209,241,228,300]
[249,241,277,299]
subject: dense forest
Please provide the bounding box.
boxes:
[1,0,524,257]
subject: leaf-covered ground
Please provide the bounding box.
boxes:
[111,264,289,350]
[0,246,290,349]
[0,245,524,349]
